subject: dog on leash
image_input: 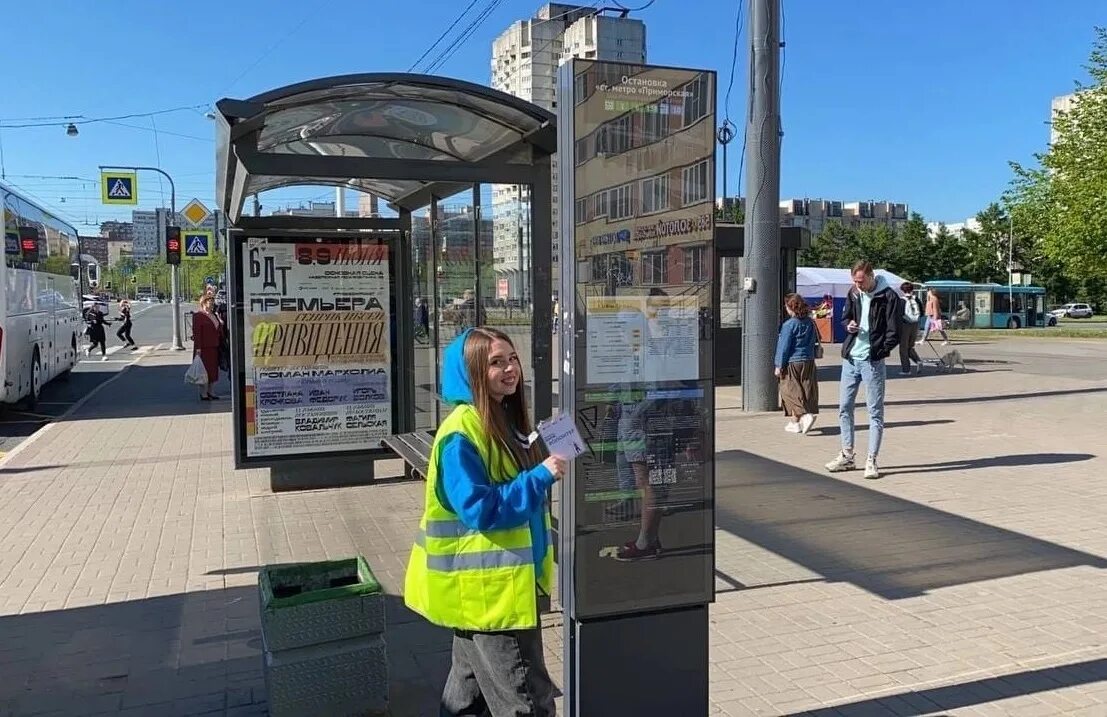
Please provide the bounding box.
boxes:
[938,348,966,372]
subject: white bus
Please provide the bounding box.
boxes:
[1,182,83,407]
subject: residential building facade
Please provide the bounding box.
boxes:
[490,4,647,301]
[779,198,908,234]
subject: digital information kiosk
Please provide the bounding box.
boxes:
[557,59,717,715]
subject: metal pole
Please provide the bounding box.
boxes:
[1008,214,1014,314]
[335,186,345,217]
[741,0,782,412]
[99,165,183,349]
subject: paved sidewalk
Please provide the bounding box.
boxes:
[0,341,1104,716]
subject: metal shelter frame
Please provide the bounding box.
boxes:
[215,73,556,480]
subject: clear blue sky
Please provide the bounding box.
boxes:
[0,0,1101,231]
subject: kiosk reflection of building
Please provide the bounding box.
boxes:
[572,63,714,303]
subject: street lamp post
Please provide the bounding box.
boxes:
[99,165,184,350]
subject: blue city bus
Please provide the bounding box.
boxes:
[920,280,1050,329]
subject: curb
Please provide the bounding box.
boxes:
[0,342,164,470]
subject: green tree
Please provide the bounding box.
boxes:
[1007,27,1107,285]
[928,225,971,281]
[800,221,858,267]
[886,212,931,281]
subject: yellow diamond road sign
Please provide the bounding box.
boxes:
[181,198,211,226]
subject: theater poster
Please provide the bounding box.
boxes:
[241,237,392,458]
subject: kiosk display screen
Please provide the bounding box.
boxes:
[560,59,717,618]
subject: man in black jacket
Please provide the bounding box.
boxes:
[825,261,902,479]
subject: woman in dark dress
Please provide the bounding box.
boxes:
[85,306,111,361]
[116,300,137,350]
[192,296,222,400]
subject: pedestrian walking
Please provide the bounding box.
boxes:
[414,297,429,342]
[917,286,950,345]
[404,327,564,717]
[826,261,902,480]
[115,300,137,351]
[85,305,111,361]
[192,296,222,401]
[898,282,923,374]
[774,293,820,435]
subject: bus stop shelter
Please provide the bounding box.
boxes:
[214,73,556,489]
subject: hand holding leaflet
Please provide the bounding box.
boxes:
[529,412,587,459]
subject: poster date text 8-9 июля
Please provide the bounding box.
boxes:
[249,242,386,296]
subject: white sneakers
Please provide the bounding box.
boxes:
[825,452,881,479]
[825,452,856,472]
[785,414,818,435]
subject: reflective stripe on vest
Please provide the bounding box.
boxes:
[415,531,533,570]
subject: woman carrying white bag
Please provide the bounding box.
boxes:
[184,295,224,400]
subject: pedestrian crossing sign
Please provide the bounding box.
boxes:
[100,171,138,205]
[183,230,212,260]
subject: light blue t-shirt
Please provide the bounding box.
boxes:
[849,277,886,360]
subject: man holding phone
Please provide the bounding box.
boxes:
[825,260,902,479]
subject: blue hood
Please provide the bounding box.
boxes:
[441,329,474,404]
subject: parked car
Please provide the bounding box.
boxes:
[1050,302,1094,319]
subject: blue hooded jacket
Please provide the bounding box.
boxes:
[436,329,554,579]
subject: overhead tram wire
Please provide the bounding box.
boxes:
[0,105,207,129]
[408,0,484,72]
[424,0,508,75]
[723,0,744,123]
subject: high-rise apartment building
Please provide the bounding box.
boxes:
[490,4,646,301]
[1051,92,1080,145]
[131,210,165,264]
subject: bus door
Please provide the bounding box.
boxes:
[1028,294,1042,328]
[46,275,57,375]
[973,291,991,328]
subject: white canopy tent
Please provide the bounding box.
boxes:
[797,266,911,299]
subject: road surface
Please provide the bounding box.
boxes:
[0,302,192,454]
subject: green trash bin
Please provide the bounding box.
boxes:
[259,557,388,717]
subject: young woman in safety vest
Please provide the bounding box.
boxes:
[405,327,566,716]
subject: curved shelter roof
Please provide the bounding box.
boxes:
[215,73,557,222]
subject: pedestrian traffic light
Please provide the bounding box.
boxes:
[18,227,39,263]
[166,226,181,265]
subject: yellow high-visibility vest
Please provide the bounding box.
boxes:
[404,404,554,631]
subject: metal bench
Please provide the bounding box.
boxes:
[380,431,436,480]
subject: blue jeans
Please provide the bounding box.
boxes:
[839,358,887,458]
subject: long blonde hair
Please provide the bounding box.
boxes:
[463,328,541,473]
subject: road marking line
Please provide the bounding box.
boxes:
[0,341,158,470]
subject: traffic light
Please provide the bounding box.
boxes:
[166,226,181,265]
[18,227,39,264]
